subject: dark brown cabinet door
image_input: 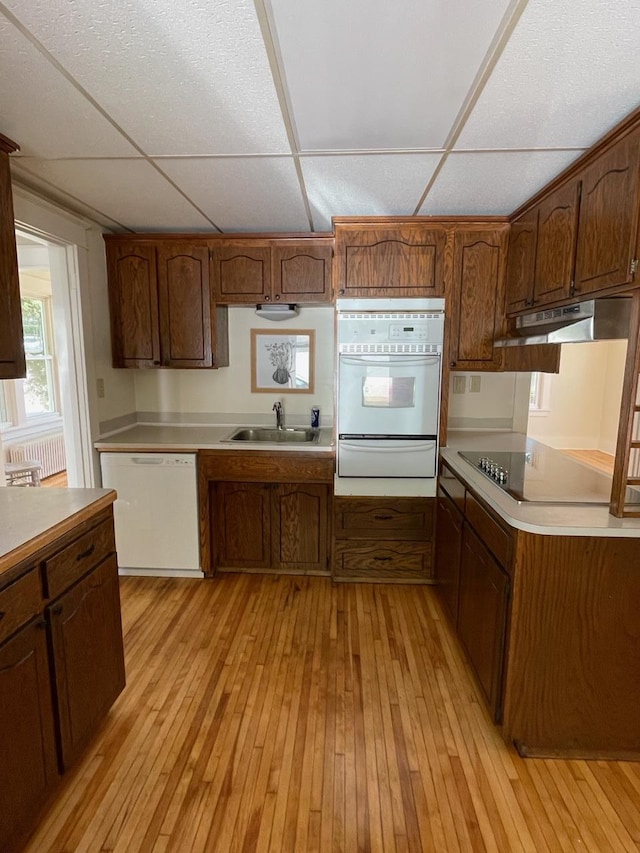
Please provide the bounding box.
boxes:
[157,244,212,367]
[574,127,640,295]
[48,556,125,770]
[433,489,463,626]
[449,228,507,371]
[533,180,581,306]
[0,619,58,852]
[335,225,446,297]
[106,241,160,367]
[457,524,509,722]
[272,484,329,572]
[210,245,271,303]
[0,139,26,380]
[212,482,272,570]
[272,243,333,303]
[505,208,538,314]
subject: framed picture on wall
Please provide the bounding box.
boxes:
[250,329,315,393]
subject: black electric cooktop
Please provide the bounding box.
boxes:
[458,448,635,504]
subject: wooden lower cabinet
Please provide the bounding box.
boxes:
[0,619,58,853]
[0,503,125,851]
[333,496,434,581]
[201,451,334,576]
[457,524,509,721]
[435,458,640,758]
[48,555,126,770]
[433,488,463,624]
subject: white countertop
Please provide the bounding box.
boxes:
[443,430,640,537]
[95,424,335,453]
[0,487,116,578]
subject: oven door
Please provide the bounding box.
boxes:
[338,439,437,478]
[338,353,441,437]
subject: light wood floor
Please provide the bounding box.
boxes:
[564,449,615,476]
[25,574,640,852]
[40,470,68,487]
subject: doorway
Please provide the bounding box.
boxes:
[0,228,92,487]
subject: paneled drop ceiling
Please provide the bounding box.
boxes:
[1,0,639,233]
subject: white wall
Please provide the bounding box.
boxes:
[134,306,335,426]
[527,340,627,451]
[447,371,527,431]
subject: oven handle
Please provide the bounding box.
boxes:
[339,441,436,453]
[339,355,441,367]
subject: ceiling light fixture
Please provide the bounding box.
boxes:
[255,303,299,321]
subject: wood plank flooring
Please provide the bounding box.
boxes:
[24,574,640,852]
[564,449,615,476]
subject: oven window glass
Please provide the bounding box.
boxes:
[362,374,415,408]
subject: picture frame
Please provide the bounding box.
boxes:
[250,329,315,394]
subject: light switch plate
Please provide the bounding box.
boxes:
[96,378,105,398]
[470,376,482,393]
[453,376,466,394]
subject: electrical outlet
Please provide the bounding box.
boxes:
[453,376,466,394]
[470,375,481,393]
[96,378,105,399]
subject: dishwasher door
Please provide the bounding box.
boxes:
[100,452,202,577]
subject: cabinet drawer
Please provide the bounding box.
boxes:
[335,497,433,540]
[439,463,466,510]
[44,516,116,599]
[465,492,512,569]
[333,540,432,580]
[0,568,41,644]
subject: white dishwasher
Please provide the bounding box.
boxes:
[100,452,202,578]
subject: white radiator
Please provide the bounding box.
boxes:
[8,433,66,479]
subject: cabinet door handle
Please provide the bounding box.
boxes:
[76,544,96,561]
[373,556,392,562]
[0,611,5,621]
[51,604,63,616]
[374,514,393,520]
[450,361,456,368]
[275,294,280,300]
[264,294,271,301]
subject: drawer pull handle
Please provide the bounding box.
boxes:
[374,514,393,520]
[76,544,96,561]
[374,556,392,562]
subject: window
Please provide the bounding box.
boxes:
[529,371,551,414]
[21,297,57,417]
[0,296,61,436]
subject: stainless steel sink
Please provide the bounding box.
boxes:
[224,427,320,443]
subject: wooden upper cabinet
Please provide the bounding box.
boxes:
[0,133,26,380]
[449,227,508,371]
[105,237,228,369]
[210,243,271,303]
[505,181,580,315]
[272,242,332,303]
[334,222,446,297]
[533,179,581,307]
[505,208,538,313]
[574,126,640,296]
[157,244,213,367]
[106,241,160,367]
[210,238,333,304]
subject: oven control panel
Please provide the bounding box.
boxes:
[338,312,444,345]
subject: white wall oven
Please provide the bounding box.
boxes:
[336,298,444,478]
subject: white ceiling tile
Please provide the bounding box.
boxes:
[3,0,290,156]
[157,157,309,232]
[419,151,583,216]
[270,0,512,150]
[456,0,640,150]
[15,159,213,231]
[0,18,136,158]
[301,154,443,230]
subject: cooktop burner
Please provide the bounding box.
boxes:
[458,449,629,504]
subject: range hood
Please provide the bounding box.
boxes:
[495,297,631,347]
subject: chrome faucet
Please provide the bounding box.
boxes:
[273,401,284,430]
